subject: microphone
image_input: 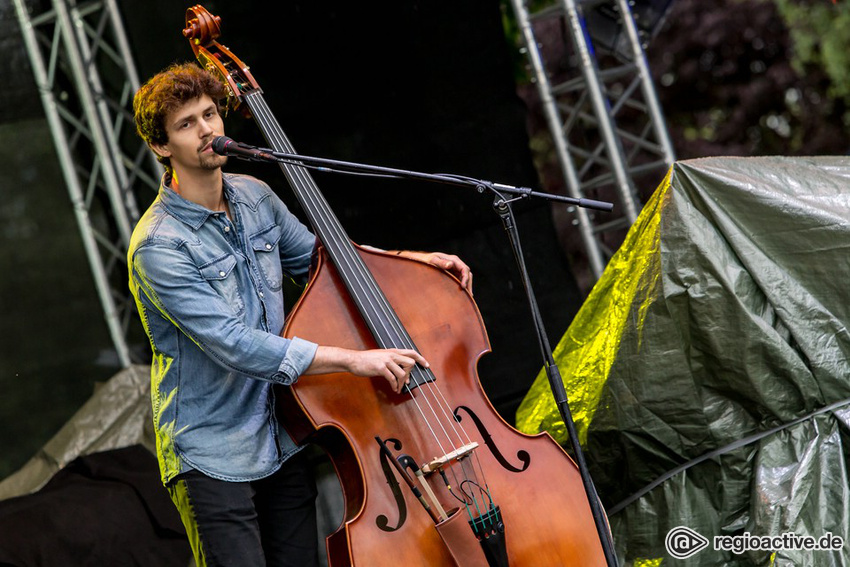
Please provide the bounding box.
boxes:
[211,136,275,161]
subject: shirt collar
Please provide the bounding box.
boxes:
[158,173,236,231]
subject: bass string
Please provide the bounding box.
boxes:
[243,98,454,454]
[247,95,402,351]
[247,93,494,521]
[245,93,477,459]
[245,96,420,376]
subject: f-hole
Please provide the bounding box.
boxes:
[375,437,407,531]
[454,405,531,473]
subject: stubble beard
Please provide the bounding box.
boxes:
[199,152,227,171]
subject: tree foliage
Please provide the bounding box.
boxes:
[649,0,849,158]
[774,0,850,102]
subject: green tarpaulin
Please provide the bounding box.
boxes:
[518,157,850,566]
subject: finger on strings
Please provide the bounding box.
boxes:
[388,361,406,380]
[398,349,429,368]
[394,362,412,387]
[380,369,402,393]
[393,354,416,369]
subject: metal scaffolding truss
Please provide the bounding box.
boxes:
[13,0,160,367]
[509,0,675,280]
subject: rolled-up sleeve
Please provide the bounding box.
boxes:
[277,336,318,382]
[132,243,317,384]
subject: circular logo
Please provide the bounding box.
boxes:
[665,526,710,559]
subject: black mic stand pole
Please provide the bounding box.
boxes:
[227,144,619,566]
[489,190,619,567]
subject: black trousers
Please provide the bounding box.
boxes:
[166,450,319,567]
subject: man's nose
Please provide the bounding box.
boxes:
[199,119,214,136]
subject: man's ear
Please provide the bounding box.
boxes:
[150,142,171,159]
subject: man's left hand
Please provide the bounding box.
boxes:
[400,251,473,294]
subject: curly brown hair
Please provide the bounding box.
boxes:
[133,62,226,171]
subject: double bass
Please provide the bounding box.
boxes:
[183,6,610,566]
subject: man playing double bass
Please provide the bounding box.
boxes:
[129,62,472,567]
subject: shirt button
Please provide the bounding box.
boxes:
[265,243,272,250]
[224,226,231,232]
[259,291,265,298]
[219,271,226,277]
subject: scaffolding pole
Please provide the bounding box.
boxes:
[14,0,160,367]
[509,0,675,281]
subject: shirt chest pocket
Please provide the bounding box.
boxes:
[199,254,246,315]
[249,224,284,292]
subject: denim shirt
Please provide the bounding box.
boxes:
[128,172,319,484]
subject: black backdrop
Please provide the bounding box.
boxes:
[121,0,583,418]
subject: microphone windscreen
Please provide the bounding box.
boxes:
[211,136,232,155]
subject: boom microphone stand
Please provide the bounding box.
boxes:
[212,136,619,567]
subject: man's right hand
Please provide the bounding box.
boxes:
[305,346,430,394]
